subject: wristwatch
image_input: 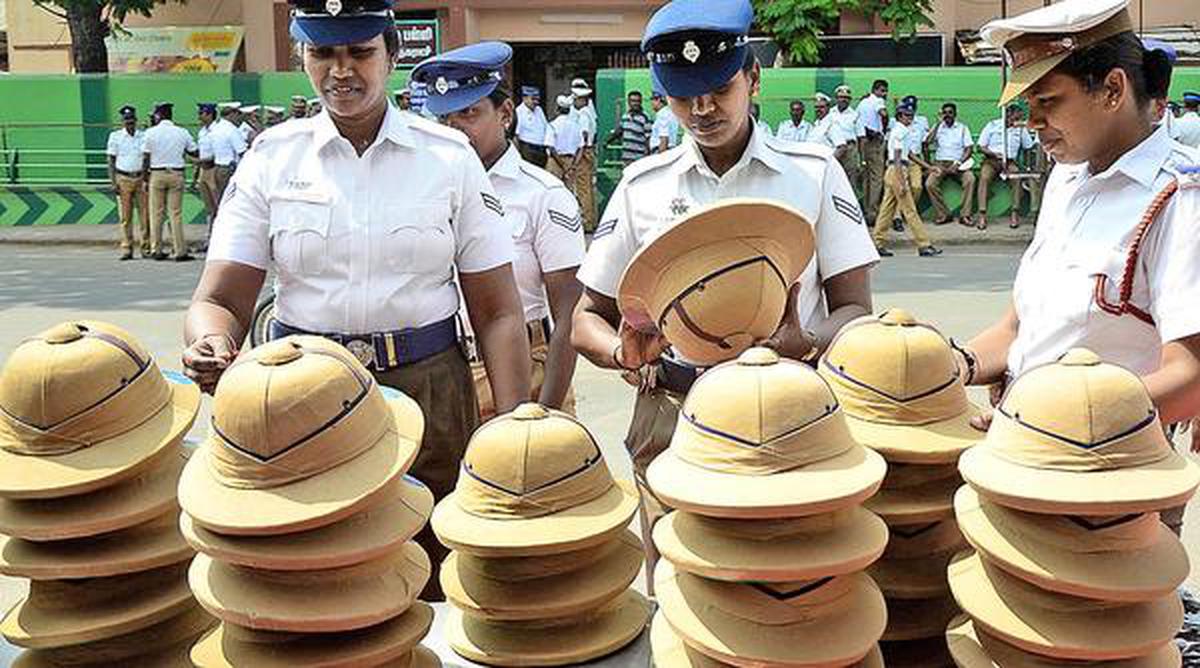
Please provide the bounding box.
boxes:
[800,329,820,364]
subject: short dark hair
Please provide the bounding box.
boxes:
[790,100,805,109]
[628,90,642,99]
[942,102,958,113]
[1053,31,1171,108]
[487,86,511,108]
[872,79,888,90]
[382,25,400,57]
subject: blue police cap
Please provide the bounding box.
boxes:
[289,0,393,47]
[1184,92,1200,105]
[410,42,513,116]
[154,101,173,113]
[119,105,137,119]
[641,0,754,98]
[197,102,217,114]
[521,86,541,98]
[901,95,919,106]
[896,104,916,116]
[1141,38,1177,64]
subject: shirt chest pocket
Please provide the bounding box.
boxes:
[1036,243,1124,328]
[383,199,455,275]
[269,197,332,277]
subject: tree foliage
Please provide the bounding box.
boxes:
[753,0,936,65]
[33,0,184,72]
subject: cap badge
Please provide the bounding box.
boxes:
[434,77,451,96]
[325,0,343,16]
[682,40,702,64]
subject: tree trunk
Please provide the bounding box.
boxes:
[65,2,108,73]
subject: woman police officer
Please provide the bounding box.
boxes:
[572,0,879,586]
[181,0,532,598]
[409,42,586,419]
[955,0,1200,534]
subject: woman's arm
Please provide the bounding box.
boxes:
[961,301,1020,387]
[538,268,583,409]
[461,264,532,414]
[571,288,668,374]
[1144,335,1200,427]
[183,260,267,393]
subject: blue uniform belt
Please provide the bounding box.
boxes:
[269,317,458,372]
[656,357,704,396]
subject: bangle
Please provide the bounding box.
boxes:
[950,338,978,385]
[611,342,637,372]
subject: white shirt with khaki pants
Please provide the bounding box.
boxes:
[142,119,197,258]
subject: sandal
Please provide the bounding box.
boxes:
[1008,217,1021,229]
[958,215,975,228]
[976,216,988,231]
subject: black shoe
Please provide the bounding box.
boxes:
[918,245,944,257]
[173,254,196,262]
[118,252,134,261]
[892,219,904,233]
[152,252,169,261]
[876,246,895,257]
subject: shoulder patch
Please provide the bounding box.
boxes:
[517,162,566,190]
[832,194,864,225]
[621,145,687,184]
[547,209,582,233]
[1177,165,1200,190]
[481,192,505,216]
[594,218,619,238]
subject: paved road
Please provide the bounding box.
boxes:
[0,245,1196,620]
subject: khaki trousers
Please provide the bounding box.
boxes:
[926,160,977,220]
[115,174,149,255]
[907,163,924,200]
[874,165,932,249]
[836,143,863,196]
[860,135,886,222]
[375,347,479,602]
[213,165,234,206]
[148,170,186,257]
[471,323,576,421]
[574,148,597,232]
[978,157,1023,217]
[197,166,218,222]
[624,387,684,596]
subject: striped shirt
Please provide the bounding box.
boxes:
[619,111,653,164]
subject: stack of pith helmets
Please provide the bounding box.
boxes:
[818,310,983,667]
[179,336,440,668]
[646,346,890,667]
[431,402,649,666]
[0,321,211,667]
[949,348,1200,666]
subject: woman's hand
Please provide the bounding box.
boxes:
[615,320,669,371]
[183,333,238,395]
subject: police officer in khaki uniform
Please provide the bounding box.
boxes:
[954,0,1200,535]
[141,102,197,261]
[106,105,149,260]
[572,0,878,589]
[412,41,586,420]
[182,0,532,600]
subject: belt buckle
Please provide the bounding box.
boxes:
[344,339,377,370]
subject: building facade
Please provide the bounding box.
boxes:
[4,0,1197,74]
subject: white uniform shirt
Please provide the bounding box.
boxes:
[652,108,682,151]
[106,128,145,173]
[516,104,550,147]
[932,121,973,162]
[1174,112,1200,148]
[1008,126,1200,378]
[979,119,1033,160]
[239,122,255,144]
[825,106,859,148]
[886,124,912,161]
[546,114,582,157]
[907,115,930,159]
[197,126,215,162]
[856,94,887,136]
[570,104,598,147]
[776,119,812,143]
[211,119,247,167]
[489,145,586,322]
[141,120,196,169]
[578,125,879,342]
[207,105,514,335]
[807,115,834,147]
